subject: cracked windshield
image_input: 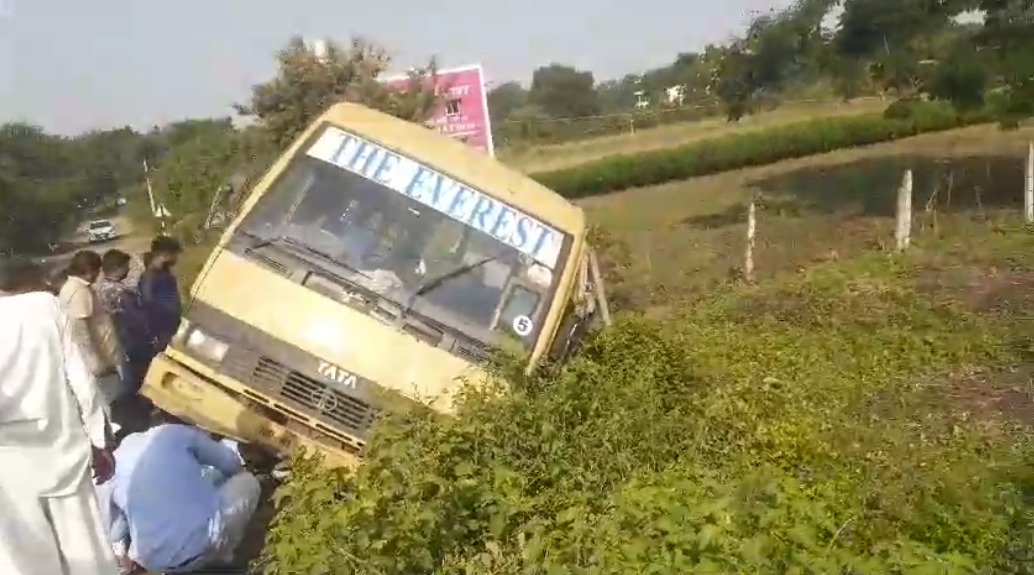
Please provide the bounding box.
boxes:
[239,129,564,343]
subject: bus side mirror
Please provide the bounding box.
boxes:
[547,249,611,363]
[586,249,611,327]
[548,308,588,363]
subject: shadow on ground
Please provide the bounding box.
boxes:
[237,479,278,573]
[682,154,1026,230]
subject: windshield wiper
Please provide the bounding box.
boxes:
[394,250,515,329]
[244,231,283,251]
[245,232,369,278]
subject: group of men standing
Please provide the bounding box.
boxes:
[0,234,262,575]
[53,236,183,415]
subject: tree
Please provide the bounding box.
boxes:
[235,36,441,149]
[528,64,600,118]
[66,126,157,209]
[0,123,84,253]
[830,0,977,99]
[591,52,717,115]
[486,81,528,124]
[594,74,642,113]
[149,122,240,222]
[711,0,835,120]
[970,0,1034,124]
[926,35,990,111]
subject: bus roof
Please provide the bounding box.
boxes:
[316,102,586,235]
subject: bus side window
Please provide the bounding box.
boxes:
[497,286,540,339]
[548,253,597,362]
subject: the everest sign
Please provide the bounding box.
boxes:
[306,126,562,268]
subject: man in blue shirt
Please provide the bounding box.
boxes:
[104,414,261,573]
[137,235,182,351]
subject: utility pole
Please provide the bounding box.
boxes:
[143,158,169,231]
[143,158,156,215]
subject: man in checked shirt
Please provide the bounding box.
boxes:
[94,249,157,400]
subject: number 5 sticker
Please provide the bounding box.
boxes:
[512,315,533,337]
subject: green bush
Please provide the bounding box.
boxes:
[530,101,993,198]
[173,240,216,300]
[260,248,1034,574]
[881,98,923,120]
[496,102,721,147]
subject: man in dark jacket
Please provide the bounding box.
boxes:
[137,236,182,351]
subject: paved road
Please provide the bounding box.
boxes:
[40,214,152,275]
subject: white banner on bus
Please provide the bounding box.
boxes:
[306,127,562,268]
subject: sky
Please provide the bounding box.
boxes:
[0,0,795,135]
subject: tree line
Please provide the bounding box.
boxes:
[2,0,1032,254]
[489,0,1033,140]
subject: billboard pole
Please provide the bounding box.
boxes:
[477,65,496,157]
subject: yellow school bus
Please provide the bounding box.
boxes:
[140,102,610,469]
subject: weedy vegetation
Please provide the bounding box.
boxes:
[157,93,1034,575]
[260,215,1034,573]
[115,2,1034,569]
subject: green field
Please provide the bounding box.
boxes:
[501,98,887,173]
[262,119,1034,572]
[154,107,1034,572]
[581,123,1034,309]
[267,202,1034,573]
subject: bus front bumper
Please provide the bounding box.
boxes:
[141,351,362,471]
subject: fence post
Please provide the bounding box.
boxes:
[1025,141,1033,224]
[744,194,757,282]
[895,169,913,251]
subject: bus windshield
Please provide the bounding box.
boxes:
[236,125,568,346]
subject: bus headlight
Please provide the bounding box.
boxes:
[185,328,229,363]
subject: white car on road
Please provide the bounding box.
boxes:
[86,219,117,243]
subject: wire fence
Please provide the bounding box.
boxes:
[593,131,1034,310]
[493,95,887,148]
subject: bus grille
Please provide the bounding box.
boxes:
[223,349,378,439]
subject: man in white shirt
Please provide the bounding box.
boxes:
[0,257,119,575]
[58,250,125,412]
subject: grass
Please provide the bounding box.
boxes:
[500,97,887,173]
[582,123,1034,309]
[191,109,1034,571]
[265,183,1034,573]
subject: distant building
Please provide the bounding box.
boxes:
[305,38,330,63]
[665,85,685,107]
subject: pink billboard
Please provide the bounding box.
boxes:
[382,64,495,157]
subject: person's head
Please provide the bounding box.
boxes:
[109,396,152,444]
[101,249,132,282]
[148,235,182,270]
[67,250,103,283]
[0,257,46,295]
[44,265,68,295]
